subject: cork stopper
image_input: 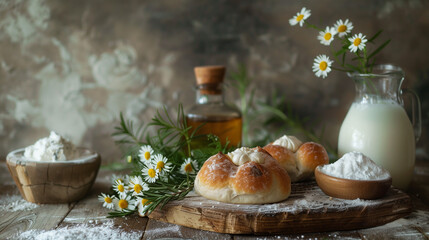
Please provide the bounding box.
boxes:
[194,65,226,85]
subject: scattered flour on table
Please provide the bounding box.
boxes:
[257,187,373,215]
[12,221,140,240]
[0,195,39,212]
[144,224,182,238]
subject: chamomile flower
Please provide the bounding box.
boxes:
[152,154,172,176]
[334,19,354,38]
[317,26,336,46]
[129,176,149,196]
[136,196,151,216]
[312,55,333,79]
[289,7,311,27]
[113,195,136,212]
[98,193,115,210]
[110,174,127,185]
[112,179,127,197]
[139,145,154,162]
[348,33,367,53]
[142,163,159,183]
[180,158,198,175]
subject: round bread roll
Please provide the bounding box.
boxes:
[194,147,291,204]
[263,135,329,182]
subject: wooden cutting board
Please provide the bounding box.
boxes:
[149,181,412,234]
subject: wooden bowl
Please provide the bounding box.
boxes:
[6,148,101,204]
[315,166,392,200]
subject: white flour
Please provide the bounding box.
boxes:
[12,221,140,240]
[318,151,391,180]
[0,195,39,212]
[23,131,78,161]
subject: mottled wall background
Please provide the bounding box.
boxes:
[1,0,429,163]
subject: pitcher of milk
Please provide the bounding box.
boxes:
[338,64,421,190]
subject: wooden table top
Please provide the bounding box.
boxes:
[1,159,428,240]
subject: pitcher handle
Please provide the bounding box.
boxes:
[401,88,422,142]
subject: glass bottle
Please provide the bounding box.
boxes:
[186,65,242,147]
[337,64,421,190]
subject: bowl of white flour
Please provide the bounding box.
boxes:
[315,152,392,200]
[6,131,101,204]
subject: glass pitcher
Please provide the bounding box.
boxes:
[337,64,421,190]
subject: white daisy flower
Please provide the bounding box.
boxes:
[152,154,172,176]
[180,158,198,175]
[289,7,311,27]
[136,196,151,217]
[348,33,368,53]
[312,55,334,79]
[98,193,115,210]
[113,195,136,212]
[142,164,159,183]
[317,26,336,46]
[129,176,149,196]
[110,174,127,185]
[334,19,354,38]
[139,145,154,162]
[112,179,127,197]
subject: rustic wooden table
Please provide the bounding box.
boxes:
[1,159,428,240]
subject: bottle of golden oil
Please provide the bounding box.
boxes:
[186,65,242,147]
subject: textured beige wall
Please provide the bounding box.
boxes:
[1,0,429,163]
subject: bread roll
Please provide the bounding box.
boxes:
[194,147,291,204]
[263,135,329,182]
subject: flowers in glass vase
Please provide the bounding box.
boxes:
[289,7,390,78]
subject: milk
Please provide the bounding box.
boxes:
[338,101,415,190]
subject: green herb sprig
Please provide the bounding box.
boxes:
[102,104,230,217]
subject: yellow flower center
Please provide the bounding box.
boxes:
[353,38,361,46]
[324,33,332,41]
[184,163,193,173]
[104,197,112,203]
[118,199,128,209]
[118,184,124,192]
[156,161,165,171]
[141,198,149,205]
[296,14,304,22]
[338,25,347,33]
[144,152,151,160]
[134,184,143,193]
[148,168,156,178]
[319,61,328,71]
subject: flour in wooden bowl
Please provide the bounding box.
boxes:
[23,131,79,162]
[318,151,391,180]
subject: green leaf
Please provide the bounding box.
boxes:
[341,52,346,66]
[345,64,362,73]
[368,30,383,43]
[334,48,347,57]
[368,39,391,60]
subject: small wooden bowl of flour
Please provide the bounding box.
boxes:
[5,132,101,204]
[315,152,392,200]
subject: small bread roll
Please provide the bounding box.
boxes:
[195,147,291,204]
[263,135,329,182]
